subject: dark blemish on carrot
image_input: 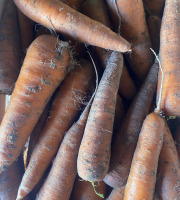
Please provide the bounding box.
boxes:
[152,123,158,127]
[151,171,156,176]
[21,114,29,118]
[7,154,13,157]
[11,122,16,127]
[50,60,57,69]
[1,165,7,173]
[9,144,17,149]
[28,87,37,93]
[9,133,18,144]
[41,78,50,85]
[25,102,31,107]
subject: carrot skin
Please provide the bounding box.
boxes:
[77,52,123,182]
[106,186,125,200]
[123,112,165,200]
[17,60,95,200]
[0,0,21,94]
[157,0,180,116]
[104,60,159,188]
[0,95,5,123]
[0,35,71,173]
[14,0,131,52]
[156,123,180,199]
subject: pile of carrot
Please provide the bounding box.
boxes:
[0,0,180,199]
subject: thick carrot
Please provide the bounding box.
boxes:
[157,0,180,116]
[0,0,21,94]
[143,0,165,16]
[17,59,95,200]
[156,122,180,199]
[0,0,6,21]
[82,0,136,100]
[147,16,161,54]
[0,95,5,123]
[174,123,180,159]
[123,112,165,200]
[104,60,158,188]
[106,0,154,81]
[106,186,125,200]
[71,177,107,200]
[0,154,30,200]
[17,9,34,52]
[77,51,123,182]
[0,35,71,173]
[14,0,131,52]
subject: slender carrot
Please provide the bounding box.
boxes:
[157,0,180,116]
[147,16,161,54]
[106,186,125,200]
[72,177,107,200]
[82,0,136,100]
[14,0,131,52]
[106,0,154,81]
[0,35,71,173]
[123,112,165,200]
[0,0,21,94]
[104,60,159,188]
[156,122,180,199]
[16,59,95,200]
[174,123,180,159]
[0,95,5,123]
[143,0,165,16]
[77,51,123,182]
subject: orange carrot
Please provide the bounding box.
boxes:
[14,0,131,52]
[0,0,21,94]
[16,59,95,200]
[106,0,154,82]
[174,123,180,159]
[147,16,161,54]
[156,123,180,199]
[0,95,5,123]
[72,177,107,200]
[0,35,71,173]
[82,0,137,100]
[143,0,165,16]
[106,186,125,200]
[77,51,123,182]
[157,0,180,116]
[123,112,165,200]
[104,60,158,188]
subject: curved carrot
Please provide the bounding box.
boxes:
[143,0,165,16]
[17,59,95,200]
[123,112,165,200]
[104,60,158,188]
[106,186,125,200]
[0,0,21,94]
[0,35,71,173]
[14,0,131,52]
[77,51,123,182]
[156,123,180,199]
[157,0,180,116]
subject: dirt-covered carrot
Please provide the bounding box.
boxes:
[106,186,125,200]
[174,123,180,159]
[104,60,159,188]
[0,0,6,21]
[0,95,5,123]
[16,59,95,200]
[82,0,136,100]
[14,0,131,52]
[147,16,161,54]
[17,9,34,52]
[77,51,123,182]
[157,0,180,116]
[0,35,71,173]
[123,112,165,200]
[106,0,154,82]
[156,123,180,199]
[143,0,165,16]
[0,0,21,94]
[0,154,30,200]
[72,177,106,200]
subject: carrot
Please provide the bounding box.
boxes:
[123,112,165,200]
[0,35,71,173]
[157,0,180,116]
[82,0,136,100]
[106,0,154,82]
[0,0,21,94]
[77,51,123,182]
[0,154,30,200]
[104,60,159,188]
[0,95,5,123]
[143,0,165,16]
[16,59,95,200]
[174,123,180,159]
[156,122,180,199]
[147,16,161,54]
[106,186,125,200]
[17,9,34,52]
[0,0,6,21]
[14,0,131,52]
[71,177,107,200]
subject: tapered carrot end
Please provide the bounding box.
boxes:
[16,187,27,200]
